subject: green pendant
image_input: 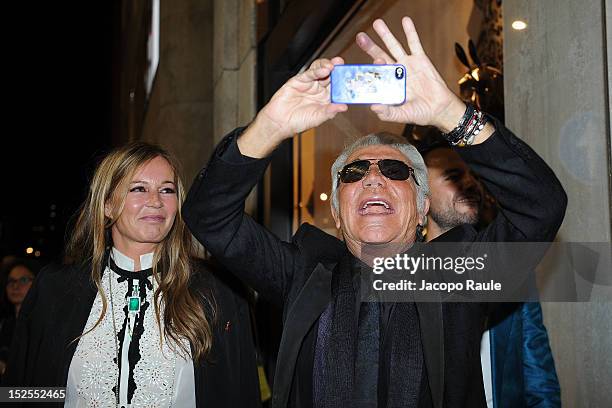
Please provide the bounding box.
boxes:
[128,296,140,312]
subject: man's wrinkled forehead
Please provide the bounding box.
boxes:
[346,144,411,164]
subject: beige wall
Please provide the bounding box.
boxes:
[141,0,257,212]
[213,0,257,144]
[212,0,258,213]
[141,0,215,186]
[505,0,612,405]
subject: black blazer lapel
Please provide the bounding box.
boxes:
[416,302,445,408]
[271,262,333,408]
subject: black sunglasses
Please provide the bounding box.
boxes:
[338,159,419,185]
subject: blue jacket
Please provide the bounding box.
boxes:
[489,302,561,407]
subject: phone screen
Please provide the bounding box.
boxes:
[330,64,406,105]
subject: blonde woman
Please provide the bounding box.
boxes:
[4,143,260,407]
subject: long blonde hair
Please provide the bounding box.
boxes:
[66,142,213,361]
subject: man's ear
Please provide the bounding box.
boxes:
[330,203,341,230]
[420,196,430,224]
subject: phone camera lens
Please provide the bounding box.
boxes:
[395,67,404,79]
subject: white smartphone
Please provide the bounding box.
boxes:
[330,64,406,105]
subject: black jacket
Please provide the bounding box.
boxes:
[3,259,261,408]
[182,119,567,408]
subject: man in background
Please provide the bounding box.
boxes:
[423,143,561,408]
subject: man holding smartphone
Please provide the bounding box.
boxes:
[184,17,566,408]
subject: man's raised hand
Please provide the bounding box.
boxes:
[239,57,347,158]
[356,17,465,132]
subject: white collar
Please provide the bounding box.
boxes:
[111,247,154,271]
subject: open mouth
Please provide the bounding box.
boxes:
[358,199,395,215]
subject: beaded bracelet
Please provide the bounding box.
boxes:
[442,104,487,147]
[443,104,475,145]
[461,113,488,146]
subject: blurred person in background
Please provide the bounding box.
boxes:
[3,142,260,407]
[423,143,561,408]
[0,258,41,377]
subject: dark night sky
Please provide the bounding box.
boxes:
[2,3,116,262]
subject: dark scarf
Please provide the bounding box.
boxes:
[313,252,430,408]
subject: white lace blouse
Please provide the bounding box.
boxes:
[64,248,196,408]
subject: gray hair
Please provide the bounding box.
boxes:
[330,132,430,213]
